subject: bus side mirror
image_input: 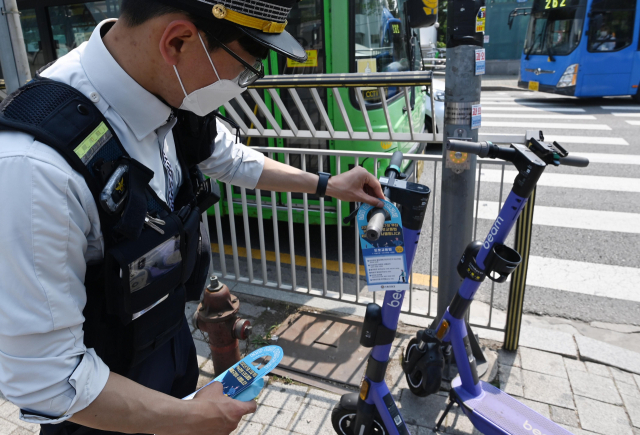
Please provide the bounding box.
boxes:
[406,0,439,28]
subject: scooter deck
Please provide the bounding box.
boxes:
[451,377,574,435]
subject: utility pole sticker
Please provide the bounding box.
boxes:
[476,7,486,33]
[471,104,482,129]
[357,200,409,292]
[475,49,486,75]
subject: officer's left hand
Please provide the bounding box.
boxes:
[326,166,385,208]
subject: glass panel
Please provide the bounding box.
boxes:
[48,1,120,58]
[353,0,409,104]
[587,1,636,52]
[524,5,585,56]
[19,9,45,77]
[278,0,325,75]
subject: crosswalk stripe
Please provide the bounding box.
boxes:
[601,106,640,110]
[526,256,640,303]
[625,120,640,126]
[612,113,640,117]
[482,107,586,113]
[477,201,640,234]
[479,169,640,192]
[570,152,640,164]
[482,113,596,120]
[481,102,573,106]
[482,122,610,130]
[481,133,628,145]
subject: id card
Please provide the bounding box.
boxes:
[183,345,283,401]
[357,200,409,292]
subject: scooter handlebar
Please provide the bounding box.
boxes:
[447,140,492,157]
[559,155,590,167]
[388,151,404,174]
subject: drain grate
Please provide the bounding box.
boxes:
[273,312,371,387]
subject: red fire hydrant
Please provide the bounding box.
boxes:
[193,276,252,375]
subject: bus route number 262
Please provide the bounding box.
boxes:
[545,0,566,8]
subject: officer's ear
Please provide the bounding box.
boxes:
[159,20,201,66]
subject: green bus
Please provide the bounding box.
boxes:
[14,0,436,225]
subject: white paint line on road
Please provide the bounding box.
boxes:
[526,256,640,303]
[625,120,640,126]
[477,200,640,234]
[481,102,574,106]
[481,97,546,101]
[612,113,640,117]
[479,169,640,192]
[570,152,640,164]
[601,106,640,110]
[482,122,610,130]
[482,113,596,120]
[482,107,586,113]
[481,133,628,145]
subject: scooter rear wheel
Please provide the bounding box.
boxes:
[331,402,387,435]
[404,337,429,397]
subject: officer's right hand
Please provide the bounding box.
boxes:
[188,381,257,435]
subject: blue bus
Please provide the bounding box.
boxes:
[518,0,640,100]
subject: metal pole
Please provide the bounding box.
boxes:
[0,0,31,93]
[437,0,485,320]
[436,0,487,369]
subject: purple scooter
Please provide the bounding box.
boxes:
[331,134,589,435]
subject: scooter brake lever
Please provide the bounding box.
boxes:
[343,204,360,225]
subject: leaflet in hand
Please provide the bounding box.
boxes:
[183,345,283,401]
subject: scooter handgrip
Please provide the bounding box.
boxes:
[388,151,404,173]
[366,209,387,242]
[447,140,489,157]
[560,155,589,167]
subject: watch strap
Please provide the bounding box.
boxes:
[315,172,332,198]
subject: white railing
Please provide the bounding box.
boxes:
[209,147,515,333]
[225,71,439,144]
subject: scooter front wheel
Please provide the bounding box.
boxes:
[331,402,388,435]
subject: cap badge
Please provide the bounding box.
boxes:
[212,4,228,19]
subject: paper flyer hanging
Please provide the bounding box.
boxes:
[357,200,409,292]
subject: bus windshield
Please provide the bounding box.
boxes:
[353,0,409,74]
[524,0,586,57]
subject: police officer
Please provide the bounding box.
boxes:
[0,0,384,434]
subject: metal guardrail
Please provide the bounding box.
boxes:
[210,147,513,333]
[223,71,438,144]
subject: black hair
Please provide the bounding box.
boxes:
[120,0,269,59]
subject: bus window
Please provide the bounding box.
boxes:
[48,1,120,58]
[524,0,586,57]
[353,0,409,105]
[18,9,45,77]
[587,0,636,53]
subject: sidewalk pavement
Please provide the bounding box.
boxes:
[1,292,638,435]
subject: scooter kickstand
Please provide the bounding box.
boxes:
[433,396,456,433]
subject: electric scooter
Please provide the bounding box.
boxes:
[331,134,589,435]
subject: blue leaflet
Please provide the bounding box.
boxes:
[183,345,283,402]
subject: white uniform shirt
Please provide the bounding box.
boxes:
[0,19,264,423]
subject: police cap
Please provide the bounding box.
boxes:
[158,0,307,62]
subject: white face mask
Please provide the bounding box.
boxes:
[174,33,245,117]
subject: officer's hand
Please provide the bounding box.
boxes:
[190,382,257,435]
[326,166,385,208]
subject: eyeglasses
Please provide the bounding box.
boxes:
[208,34,265,88]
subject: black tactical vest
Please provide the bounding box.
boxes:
[0,75,220,374]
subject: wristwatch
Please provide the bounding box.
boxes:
[315,172,332,198]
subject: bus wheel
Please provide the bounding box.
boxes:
[633,89,640,103]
